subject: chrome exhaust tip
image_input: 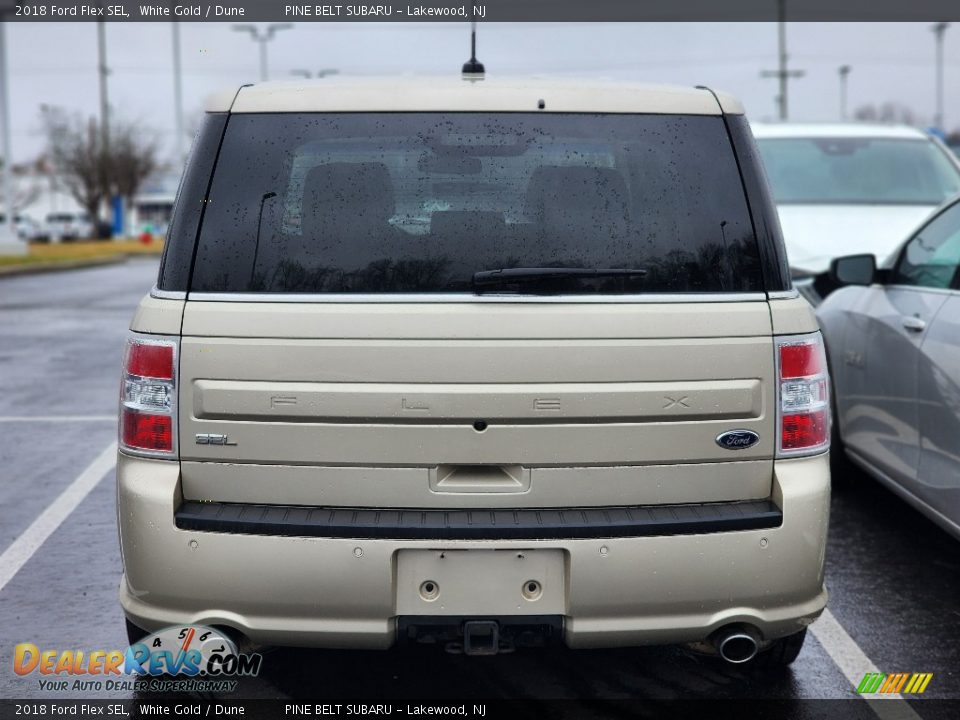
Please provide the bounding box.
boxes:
[714,625,760,664]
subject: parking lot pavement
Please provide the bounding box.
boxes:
[0,260,957,712]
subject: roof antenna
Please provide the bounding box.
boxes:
[461,8,485,78]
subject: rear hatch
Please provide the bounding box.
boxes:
[177,108,776,510]
[179,301,774,507]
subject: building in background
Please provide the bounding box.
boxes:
[9,162,180,240]
[129,169,180,238]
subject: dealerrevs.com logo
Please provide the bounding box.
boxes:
[857,672,934,695]
[13,625,262,693]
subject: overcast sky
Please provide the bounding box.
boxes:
[6,21,960,164]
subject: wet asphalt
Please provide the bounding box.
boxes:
[0,259,957,713]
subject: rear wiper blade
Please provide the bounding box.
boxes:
[472,267,648,288]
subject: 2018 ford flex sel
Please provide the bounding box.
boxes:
[118,77,830,667]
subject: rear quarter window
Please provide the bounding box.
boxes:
[191,112,764,295]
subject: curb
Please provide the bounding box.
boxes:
[0,254,129,278]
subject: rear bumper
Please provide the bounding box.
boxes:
[174,498,783,540]
[117,453,829,650]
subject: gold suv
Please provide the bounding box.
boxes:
[117,77,830,666]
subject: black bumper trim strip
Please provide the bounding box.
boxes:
[175,499,782,540]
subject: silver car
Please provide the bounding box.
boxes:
[817,195,960,540]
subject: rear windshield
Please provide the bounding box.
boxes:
[191,113,763,295]
[757,137,960,205]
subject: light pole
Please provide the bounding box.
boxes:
[97,20,109,155]
[0,13,23,253]
[760,0,804,121]
[96,17,116,238]
[233,24,293,82]
[171,22,185,166]
[838,65,851,121]
[932,22,950,132]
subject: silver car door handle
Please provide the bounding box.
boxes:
[902,315,927,332]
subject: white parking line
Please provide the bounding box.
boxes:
[0,442,117,594]
[0,416,115,422]
[811,608,922,719]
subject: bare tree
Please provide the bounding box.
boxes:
[853,102,920,125]
[41,107,160,237]
[110,120,158,232]
[40,106,108,235]
[0,157,41,212]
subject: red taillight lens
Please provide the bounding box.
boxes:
[780,342,822,379]
[777,334,830,457]
[121,408,173,451]
[120,335,177,455]
[126,341,174,379]
[781,409,830,450]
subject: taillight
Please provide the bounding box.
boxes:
[120,334,177,456]
[776,332,830,457]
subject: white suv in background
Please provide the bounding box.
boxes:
[752,123,960,302]
[43,212,95,242]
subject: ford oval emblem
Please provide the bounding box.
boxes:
[715,429,760,450]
